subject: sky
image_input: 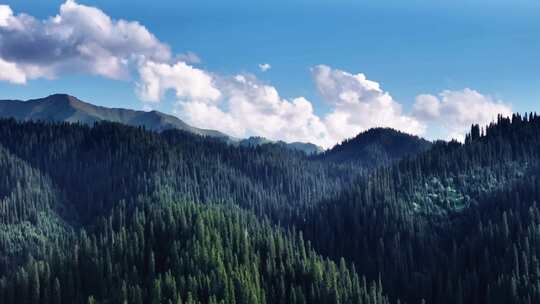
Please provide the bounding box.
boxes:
[0,0,538,148]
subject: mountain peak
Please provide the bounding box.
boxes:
[43,93,80,102]
[34,94,90,110]
[46,93,74,99]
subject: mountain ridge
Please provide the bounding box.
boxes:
[0,93,230,138]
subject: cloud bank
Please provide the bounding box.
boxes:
[0,1,513,148]
[0,0,170,82]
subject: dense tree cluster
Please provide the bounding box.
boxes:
[0,200,388,304]
[0,113,539,303]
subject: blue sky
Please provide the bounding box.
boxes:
[0,0,538,146]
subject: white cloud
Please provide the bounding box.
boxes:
[0,57,26,84]
[413,94,441,120]
[136,61,334,147]
[136,60,220,103]
[0,0,171,83]
[413,88,512,141]
[258,63,271,72]
[176,74,333,147]
[312,65,426,141]
[0,5,12,27]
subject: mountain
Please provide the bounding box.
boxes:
[0,93,229,138]
[239,136,324,154]
[319,127,432,167]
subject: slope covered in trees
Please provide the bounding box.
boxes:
[0,114,539,303]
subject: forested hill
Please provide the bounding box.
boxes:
[317,127,432,168]
[1,113,540,304]
[301,113,540,304]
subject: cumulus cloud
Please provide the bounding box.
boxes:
[173,74,333,147]
[312,65,426,141]
[413,88,512,141]
[135,61,332,146]
[258,63,271,72]
[0,0,170,83]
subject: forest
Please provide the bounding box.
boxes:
[1,113,540,304]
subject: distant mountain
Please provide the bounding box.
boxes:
[319,127,432,167]
[0,94,229,138]
[239,136,324,154]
